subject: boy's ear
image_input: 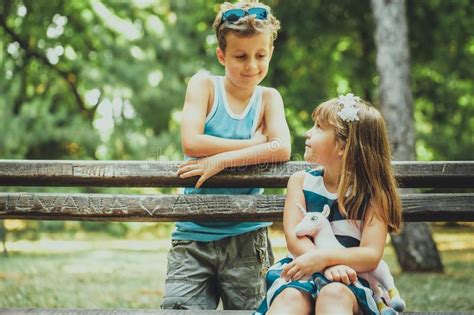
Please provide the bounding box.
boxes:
[216,47,226,66]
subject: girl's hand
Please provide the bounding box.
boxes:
[281,251,328,281]
[177,154,225,188]
[324,265,357,285]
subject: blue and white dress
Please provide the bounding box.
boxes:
[255,169,379,315]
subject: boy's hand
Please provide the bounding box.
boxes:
[252,123,267,145]
[281,251,327,281]
[177,154,225,188]
[323,265,357,285]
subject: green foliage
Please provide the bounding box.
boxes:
[1,0,218,160]
[0,1,472,237]
[266,0,378,159]
[266,0,473,160]
[407,0,474,160]
[80,222,129,237]
[1,0,471,162]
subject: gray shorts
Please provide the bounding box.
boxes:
[161,228,274,310]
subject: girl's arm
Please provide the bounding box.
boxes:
[322,205,388,272]
[284,171,318,257]
[178,88,291,188]
[281,202,387,281]
[181,72,267,158]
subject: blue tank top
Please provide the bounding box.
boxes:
[172,75,271,241]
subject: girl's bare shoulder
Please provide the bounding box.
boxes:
[288,170,306,188]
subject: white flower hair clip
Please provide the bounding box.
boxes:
[337,93,360,122]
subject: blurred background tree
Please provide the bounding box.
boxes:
[1,0,472,268]
[371,0,442,272]
[1,0,472,164]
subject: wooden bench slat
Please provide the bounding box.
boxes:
[0,160,472,188]
[1,192,472,222]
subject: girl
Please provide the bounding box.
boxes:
[256,94,402,315]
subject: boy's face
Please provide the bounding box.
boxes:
[217,32,273,89]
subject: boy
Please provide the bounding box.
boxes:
[162,1,291,310]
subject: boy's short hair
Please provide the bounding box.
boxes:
[213,1,280,51]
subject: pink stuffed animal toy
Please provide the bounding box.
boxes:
[294,203,406,315]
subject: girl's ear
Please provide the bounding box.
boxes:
[337,140,346,158]
[216,47,226,66]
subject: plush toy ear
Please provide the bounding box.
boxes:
[322,204,331,218]
[296,203,307,215]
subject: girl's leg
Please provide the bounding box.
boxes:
[315,283,359,315]
[267,287,312,315]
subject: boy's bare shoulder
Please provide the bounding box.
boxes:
[261,86,283,100]
[261,87,284,114]
[188,70,213,89]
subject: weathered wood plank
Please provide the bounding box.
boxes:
[0,309,468,315]
[0,160,472,188]
[1,192,472,222]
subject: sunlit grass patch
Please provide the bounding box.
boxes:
[0,250,167,308]
[0,225,473,311]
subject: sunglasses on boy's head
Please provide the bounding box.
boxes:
[220,7,268,26]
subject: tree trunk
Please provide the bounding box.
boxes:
[370,0,443,272]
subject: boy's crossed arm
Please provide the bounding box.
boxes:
[211,87,291,166]
[181,73,268,158]
[179,74,291,188]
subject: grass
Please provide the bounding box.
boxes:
[0,225,473,311]
[0,248,168,308]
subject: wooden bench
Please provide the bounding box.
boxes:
[0,160,473,315]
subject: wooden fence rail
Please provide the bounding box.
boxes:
[0,160,472,315]
[1,160,473,188]
[1,193,473,222]
[1,160,472,222]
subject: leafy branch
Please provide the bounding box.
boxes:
[0,15,93,119]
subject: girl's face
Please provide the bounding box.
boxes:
[217,32,273,90]
[304,121,340,166]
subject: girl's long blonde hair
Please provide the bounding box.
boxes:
[313,98,402,233]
